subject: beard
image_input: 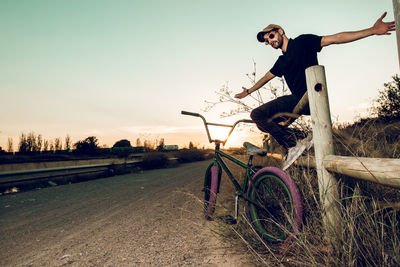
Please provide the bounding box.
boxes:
[271,34,283,49]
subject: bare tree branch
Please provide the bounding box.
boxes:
[203,61,289,118]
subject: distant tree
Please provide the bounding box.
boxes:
[136,138,142,147]
[65,134,71,151]
[373,75,400,121]
[37,134,43,152]
[18,132,42,153]
[189,141,194,149]
[27,132,38,152]
[43,139,49,152]
[54,138,62,151]
[113,139,131,148]
[49,140,54,152]
[7,137,13,153]
[156,138,165,151]
[18,133,28,154]
[143,140,154,152]
[74,136,100,155]
[26,133,33,152]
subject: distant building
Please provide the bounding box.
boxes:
[163,145,178,151]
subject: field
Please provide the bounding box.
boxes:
[1,118,399,265]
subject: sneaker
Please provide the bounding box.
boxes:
[282,134,313,171]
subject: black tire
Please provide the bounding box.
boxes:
[246,167,303,243]
[204,164,220,220]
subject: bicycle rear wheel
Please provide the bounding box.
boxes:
[246,167,302,243]
[204,163,220,220]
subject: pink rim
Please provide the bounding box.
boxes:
[246,166,303,243]
[205,165,219,219]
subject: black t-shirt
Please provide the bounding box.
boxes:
[270,34,323,98]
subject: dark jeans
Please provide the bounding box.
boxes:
[250,95,310,148]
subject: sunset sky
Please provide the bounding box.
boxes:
[1,0,398,150]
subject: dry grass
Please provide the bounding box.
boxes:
[206,119,400,266]
[333,119,400,158]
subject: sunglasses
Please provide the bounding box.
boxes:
[266,33,275,41]
[264,29,279,44]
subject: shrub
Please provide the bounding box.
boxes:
[373,75,400,121]
[113,139,131,148]
[175,148,210,163]
[74,136,100,155]
[140,152,169,170]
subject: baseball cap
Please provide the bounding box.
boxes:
[257,24,283,42]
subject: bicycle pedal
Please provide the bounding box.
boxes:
[218,215,237,225]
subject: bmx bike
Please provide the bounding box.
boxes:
[181,111,303,243]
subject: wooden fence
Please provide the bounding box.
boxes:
[302,65,400,242]
[299,4,400,240]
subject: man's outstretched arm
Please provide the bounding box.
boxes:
[321,12,396,47]
[235,71,276,99]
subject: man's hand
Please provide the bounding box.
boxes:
[372,12,396,35]
[234,87,249,99]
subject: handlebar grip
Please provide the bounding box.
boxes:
[181,110,201,117]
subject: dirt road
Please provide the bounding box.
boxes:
[0,161,257,266]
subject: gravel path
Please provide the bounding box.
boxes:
[0,161,257,266]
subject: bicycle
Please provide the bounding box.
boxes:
[181,111,303,243]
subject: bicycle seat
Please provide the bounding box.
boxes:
[243,142,268,156]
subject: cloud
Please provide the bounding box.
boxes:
[344,101,374,119]
[82,129,103,136]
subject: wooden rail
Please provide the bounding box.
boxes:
[296,155,400,189]
[323,155,400,188]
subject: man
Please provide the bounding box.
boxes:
[235,12,395,170]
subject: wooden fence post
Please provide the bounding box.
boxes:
[394,0,400,70]
[305,65,341,241]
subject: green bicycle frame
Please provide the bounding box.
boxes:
[181,110,286,213]
[210,143,258,197]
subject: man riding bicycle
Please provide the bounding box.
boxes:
[234,12,395,169]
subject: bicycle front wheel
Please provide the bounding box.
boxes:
[204,163,220,220]
[246,167,302,243]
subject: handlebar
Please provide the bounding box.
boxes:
[181,111,201,117]
[181,110,254,145]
